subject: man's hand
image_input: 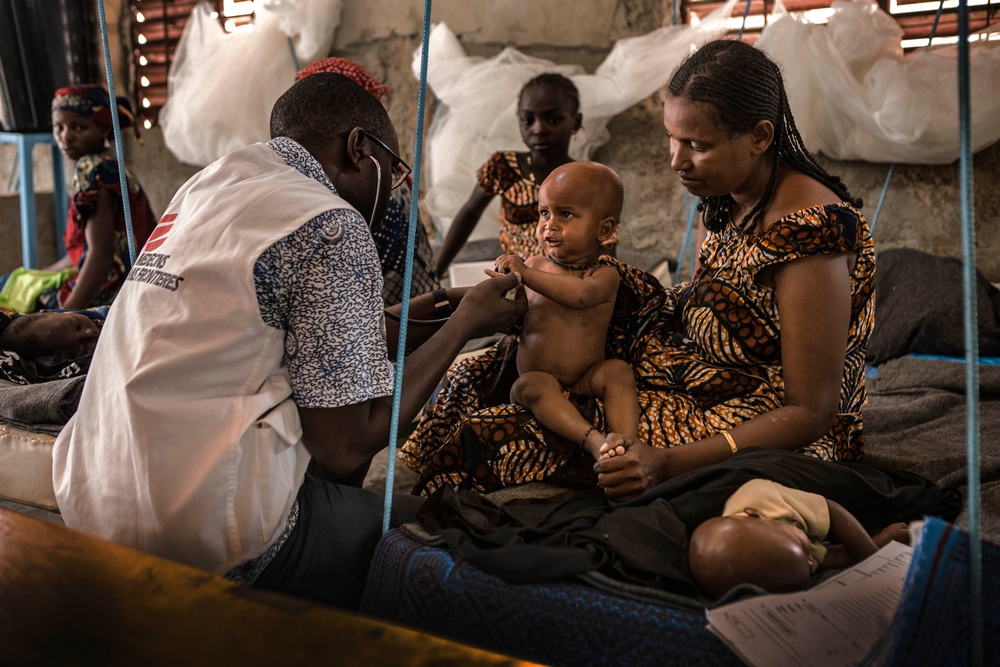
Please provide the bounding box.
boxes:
[300,273,526,479]
[450,272,527,339]
[493,254,528,276]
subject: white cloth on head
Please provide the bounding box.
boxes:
[414,2,738,241]
[52,142,380,575]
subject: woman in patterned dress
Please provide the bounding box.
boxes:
[434,74,618,277]
[401,40,874,501]
[40,85,157,310]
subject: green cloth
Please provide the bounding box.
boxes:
[0,267,77,313]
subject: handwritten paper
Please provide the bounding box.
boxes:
[706,541,912,667]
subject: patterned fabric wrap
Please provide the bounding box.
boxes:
[294,57,390,101]
[360,530,743,667]
[37,155,157,310]
[476,151,620,260]
[372,182,440,306]
[400,203,875,496]
[51,84,133,128]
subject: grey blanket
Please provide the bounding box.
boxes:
[867,248,1000,364]
[0,377,85,435]
[864,355,1000,543]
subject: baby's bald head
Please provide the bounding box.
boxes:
[689,516,814,598]
[541,161,624,222]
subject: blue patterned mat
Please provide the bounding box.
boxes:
[863,517,1000,666]
[360,529,741,667]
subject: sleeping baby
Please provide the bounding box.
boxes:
[688,479,911,598]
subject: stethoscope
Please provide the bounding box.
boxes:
[368,155,451,327]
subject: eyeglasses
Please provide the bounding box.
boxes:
[339,129,411,190]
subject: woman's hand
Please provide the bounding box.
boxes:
[593,435,671,501]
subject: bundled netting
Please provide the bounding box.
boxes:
[160,0,344,167]
[412,1,738,242]
[758,0,1000,164]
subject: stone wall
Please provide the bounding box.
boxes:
[2,0,997,280]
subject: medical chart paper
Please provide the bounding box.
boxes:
[447,261,495,288]
[706,541,912,667]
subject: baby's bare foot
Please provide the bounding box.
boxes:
[599,433,630,460]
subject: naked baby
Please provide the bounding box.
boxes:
[487,161,639,461]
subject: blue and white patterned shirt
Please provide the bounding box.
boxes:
[227,137,394,585]
[254,137,394,408]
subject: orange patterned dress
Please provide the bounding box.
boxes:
[400,203,875,496]
[477,151,619,259]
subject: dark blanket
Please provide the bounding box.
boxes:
[865,355,1000,544]
[417,448,959,597]
[867,248,1000,365]
[0,349,94,385]
[0,376,85,435]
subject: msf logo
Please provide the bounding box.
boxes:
[144,213,177,252]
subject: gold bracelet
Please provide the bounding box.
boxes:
[722,430,738,454]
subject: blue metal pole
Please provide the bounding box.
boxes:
[286,36,300,72]
[51,143,68,258]
[95,0,138,265]
[690,199,697,279]
[869,163,894,236]
[956,0,982,662]
[16,135,38,269]
[928,0,947,47]
[383,0,434,534]
[872,0,935,239]
[674,192,696,284]
[738,0,753,40]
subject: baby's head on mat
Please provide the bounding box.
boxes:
[0,312,101,358]
[688,508,816,598]
[536,161,623,261]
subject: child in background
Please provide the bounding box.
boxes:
[488,161,638,461]
[688,479,912,598]
[436,73,618,277]
[40,84,157,311]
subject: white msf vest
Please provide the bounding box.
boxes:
[53,143,353,574]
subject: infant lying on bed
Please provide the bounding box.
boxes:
[688,479,911,597]
[486,161,640,462]
[0,310,103,358]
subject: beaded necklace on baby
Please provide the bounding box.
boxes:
[545,254,601,272]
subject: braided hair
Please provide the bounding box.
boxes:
[668,39,861,233]
[519,72,581,115]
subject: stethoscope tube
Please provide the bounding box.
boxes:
[383,310,450,326]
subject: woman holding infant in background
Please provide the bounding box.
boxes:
[402,39,874,502]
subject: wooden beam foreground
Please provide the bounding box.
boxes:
[0,508,541,666]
